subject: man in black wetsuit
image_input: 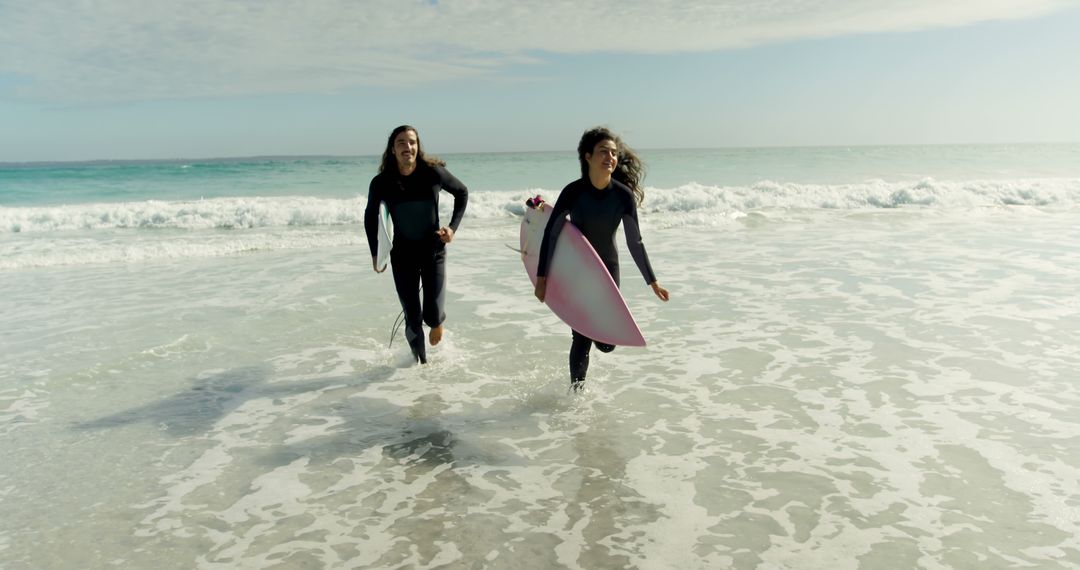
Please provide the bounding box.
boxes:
[365,125,468,364]
[535,128,669,391]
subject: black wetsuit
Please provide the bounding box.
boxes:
[365,164,468,363]
[536,178,656,383]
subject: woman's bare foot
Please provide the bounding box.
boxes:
[429,325,444,346]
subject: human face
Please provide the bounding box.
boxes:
[393,130,419,171]
[586,139,618,178]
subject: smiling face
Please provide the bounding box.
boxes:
[586,138,618,180]
[393,129,419,172]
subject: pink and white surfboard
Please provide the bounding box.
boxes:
[519,197,646,347]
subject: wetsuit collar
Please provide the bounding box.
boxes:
[587,174,611,190]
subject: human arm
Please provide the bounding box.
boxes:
[622,197,668,301]
[437,167,468,242]
[535,184,576,281]
[621,204,657,285]
[363,177,383,270]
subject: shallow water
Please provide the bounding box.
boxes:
[2,204,1078,569]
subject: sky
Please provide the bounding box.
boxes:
[1,0,1079,162]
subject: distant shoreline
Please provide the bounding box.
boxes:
[4,141,1079,168]
[0,155,364,168]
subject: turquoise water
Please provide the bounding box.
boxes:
[4,143,1080,207]
[2,144,1080,568]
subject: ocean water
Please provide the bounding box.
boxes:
[2,145,1080,569]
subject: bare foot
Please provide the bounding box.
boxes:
[429,325,444,346]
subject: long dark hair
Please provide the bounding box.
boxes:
[379,125,446,174]
[577,126,645,206]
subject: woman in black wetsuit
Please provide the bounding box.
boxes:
[364,125,468,364]
[534,127,670,391]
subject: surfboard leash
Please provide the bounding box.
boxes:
[388,310,405,348]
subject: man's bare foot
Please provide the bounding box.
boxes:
[429,325,444,346]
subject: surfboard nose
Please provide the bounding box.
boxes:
[525,195,545,210]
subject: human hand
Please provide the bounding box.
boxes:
[436,227,455,243]
[651,281,670,302]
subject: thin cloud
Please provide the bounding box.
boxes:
[0,0,1072,102]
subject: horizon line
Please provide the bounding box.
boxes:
[3,140,1079,167]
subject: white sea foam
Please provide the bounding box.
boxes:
[4,178,1079,270]
[0,389,50,436]
[3,179,1080,568]
[0,227,366,270]
[0,195,366,233]
[3,178,1079,235]
[636,177,1080,218]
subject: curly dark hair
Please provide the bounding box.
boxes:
[378,125,446,174]
[577,126,645,206]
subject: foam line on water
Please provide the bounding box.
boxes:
[4,177,1079,235]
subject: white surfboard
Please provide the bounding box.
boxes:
[519,196,646,347]
[376,201,393,272]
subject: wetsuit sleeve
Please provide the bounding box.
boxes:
[622,200,657,284]
[363,177,382,258]
[438,168,469,232]
[536,185,575,278]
